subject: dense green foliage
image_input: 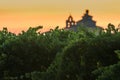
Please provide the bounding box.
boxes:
[93,50,120,80]
[0,23,120,80]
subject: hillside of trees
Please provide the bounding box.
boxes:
[0,23,120,80]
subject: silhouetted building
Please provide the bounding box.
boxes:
[65,10,101,31]
[76,10,96,27]
[66,15,76,28]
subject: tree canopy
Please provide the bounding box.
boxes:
[0,24,120,80]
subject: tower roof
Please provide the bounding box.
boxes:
[68,14,73,19]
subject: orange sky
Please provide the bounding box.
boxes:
[0,0,120,34]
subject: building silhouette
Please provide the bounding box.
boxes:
[65,10,101,31]
[66,15,76,28]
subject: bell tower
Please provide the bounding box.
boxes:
[66,15,76,28]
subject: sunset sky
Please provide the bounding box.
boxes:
[0,0,120,33]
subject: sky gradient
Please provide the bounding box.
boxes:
[0,0,120,33]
